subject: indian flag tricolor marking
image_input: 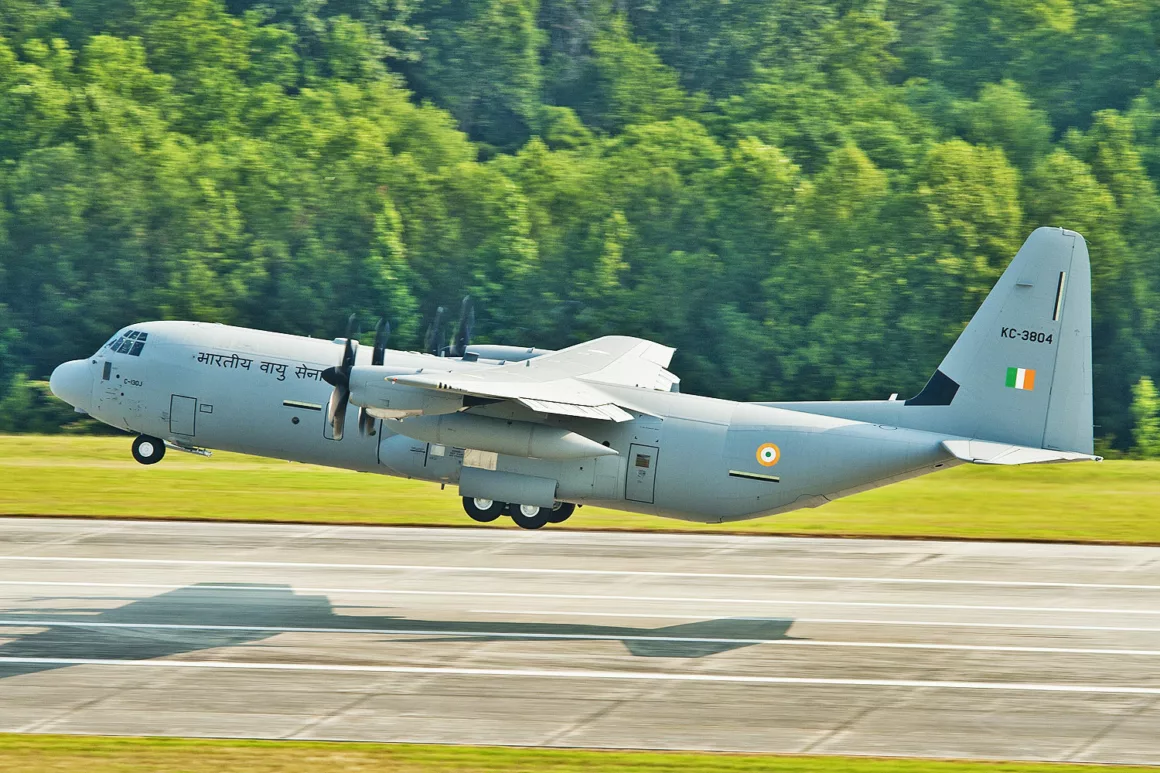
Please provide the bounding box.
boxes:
[1006,367,1036,391]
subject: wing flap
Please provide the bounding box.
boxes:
[519,398,634,422]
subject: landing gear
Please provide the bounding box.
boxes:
[508,503,550,530]
[131,435,166,465]
[461,496,574,529]
[546,502,576,524]
[462,497,505,523]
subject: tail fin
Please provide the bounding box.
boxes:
[910,227,1093,453]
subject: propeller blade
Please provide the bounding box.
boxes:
[372,317,389,366]
[324,314,361,442]
[342,337,358,370]
[327,384,348,441]
[358,406,376,436]
[425,306,446,355]
[450,296,474,357]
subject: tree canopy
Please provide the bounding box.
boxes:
[1,0,1159,450]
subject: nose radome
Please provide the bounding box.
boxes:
[49,359,93,412]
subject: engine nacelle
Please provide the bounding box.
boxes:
[349,367,462,419]
[464,344,553,362]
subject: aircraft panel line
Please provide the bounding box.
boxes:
[1,619,1159,656]
[2,580,1159,617]
[3,656,1160,695]
[1,554,1157,591]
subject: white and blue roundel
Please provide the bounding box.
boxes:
[756,443,780,467]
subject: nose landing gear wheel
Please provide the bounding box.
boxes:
[131,435,166,465]
[547,502,576,524]
[463,497,505,523]
[508,503,550,530]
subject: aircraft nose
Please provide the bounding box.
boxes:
[49,359,93,412]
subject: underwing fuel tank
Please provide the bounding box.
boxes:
[391,413,617,460]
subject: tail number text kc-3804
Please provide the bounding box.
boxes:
[1001,328,1053,344]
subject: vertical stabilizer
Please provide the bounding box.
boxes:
[764,227,1095,455]
[915,227,1094,453]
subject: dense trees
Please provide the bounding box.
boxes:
[1,0,1159,451]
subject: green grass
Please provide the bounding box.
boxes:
[0,735,1149,773]
[2,435,1158,543]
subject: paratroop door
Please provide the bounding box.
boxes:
[625,443,658,504]
[170,394,197,436]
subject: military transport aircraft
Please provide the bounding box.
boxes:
[50,227,1099,529]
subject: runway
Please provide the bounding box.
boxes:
[1,518,1159,762]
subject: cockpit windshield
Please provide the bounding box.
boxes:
[104,329,149,357]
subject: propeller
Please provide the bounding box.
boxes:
[357,317,389,436]
[321,314,359,441]
[424,306,447,356]
[448,296,475,358]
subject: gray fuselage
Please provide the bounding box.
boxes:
[56,320,958,523]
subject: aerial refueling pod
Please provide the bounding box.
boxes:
[348,367,463,419]
[393,413,617,460]
[459,467,558,508]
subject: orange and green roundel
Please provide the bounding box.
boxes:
[1006,367,1036,391]
[756,443,780,467]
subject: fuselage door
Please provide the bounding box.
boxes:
[170,394,197,437]
[625,443,659,504]
[95,359,118,416]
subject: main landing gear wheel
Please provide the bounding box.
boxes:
[131,435,166,465]
[546,502,576,524]
[463,497,505,523]
[508,503,550,530]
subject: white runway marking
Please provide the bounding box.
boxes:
[474,608,1160,634]
[2,618,1160,656]
[3,656,1160,695]
[2,554,1159,590]
[1,580,1158,616]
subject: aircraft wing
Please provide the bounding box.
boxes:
[389,336,676,422]
[940,439,1102,465]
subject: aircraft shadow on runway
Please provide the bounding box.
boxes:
[0,583,800,678]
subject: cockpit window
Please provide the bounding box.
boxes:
[105,330,149,357]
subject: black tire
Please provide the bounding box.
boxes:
[546,502,576,524]
[508,503,550,530]
[131,435,166,465]
[463,496,505,523]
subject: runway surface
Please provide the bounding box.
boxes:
[1,518,1160,762]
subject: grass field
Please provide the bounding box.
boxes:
[1,434,1158,543]
[0,735,1150,773]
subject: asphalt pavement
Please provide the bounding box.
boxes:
[1,517,1159,763]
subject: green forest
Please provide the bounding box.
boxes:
[1,0,1160,452]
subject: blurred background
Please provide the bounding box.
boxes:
[0,0,1158,456]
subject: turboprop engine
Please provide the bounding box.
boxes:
[348,366,463,419]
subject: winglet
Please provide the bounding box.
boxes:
[941,439,1101,465]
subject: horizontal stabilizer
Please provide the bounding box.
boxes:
[941,439,1101,466]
